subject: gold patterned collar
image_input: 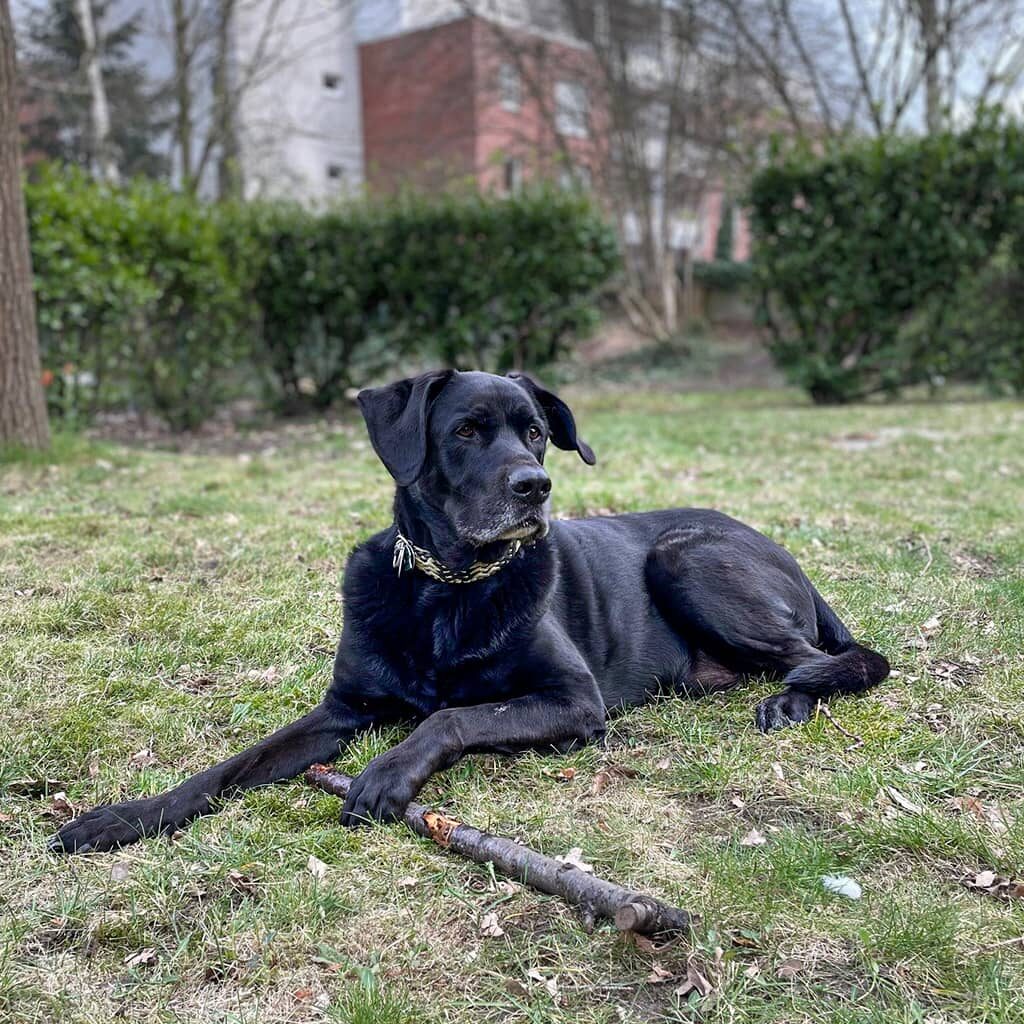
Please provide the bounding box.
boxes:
[392,530,532,584]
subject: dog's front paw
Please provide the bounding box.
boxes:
[755,690,816,733]
[47,797,176,854]
[340,757,420,828]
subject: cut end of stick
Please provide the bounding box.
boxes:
[614,897,694,936]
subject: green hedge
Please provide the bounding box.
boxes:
[243,189,619,410]
[748,119,1024,403]
[26,170,619,427]
[27,167,251,429]
[692,259,754,291]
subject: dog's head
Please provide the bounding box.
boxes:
[358,370,595,547]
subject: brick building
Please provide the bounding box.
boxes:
[359,12,606,196]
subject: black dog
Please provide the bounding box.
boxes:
[51,370,889,853]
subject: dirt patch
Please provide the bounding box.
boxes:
[950,549,1001,578]
[86,406,362,456]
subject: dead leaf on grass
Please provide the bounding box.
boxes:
[47,792,75,819]
[246,666,280,685]
[962,870,1024,900]
[674,962,713,999]
[479,911,505,937]
[627,931,679,955]
[589,764,640,797]
[555,847,594,873]
[109,861,131,883]
[306,855,329,880]
[647,962,674,983]
[396,875,418,889]
[227,868,259,895]
[883,785,923,815]
[527,969,559,1000]
[950,795,1009,833]
[7,778,66,797]
[124,947,157,969]
[130,748,157,769]
[776,958,803,980]
[740,828,767,847]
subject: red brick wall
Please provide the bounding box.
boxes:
[471,19,607,194]
[359,15,608,197]
[359,17,478,193]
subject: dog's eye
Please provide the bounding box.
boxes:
[455,423,477,439]
[528,424,543,441]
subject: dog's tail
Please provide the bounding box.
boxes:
[783,587,890,698]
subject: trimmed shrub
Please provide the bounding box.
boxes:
[748,119,1024,403]
[27,168,251,429]
[244,188,620,410]
[26,172,618,426]
[921,237,1024,395]
[692,259,754,291]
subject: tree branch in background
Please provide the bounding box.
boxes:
[72,0,118,182]
[716,0,1024,139]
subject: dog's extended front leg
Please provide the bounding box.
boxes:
[340,680,606,826]
[50,701,368,854]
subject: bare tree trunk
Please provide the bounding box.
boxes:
[916,0,943,133]
[214,0,241,201]
[72,0,119,183]
[0,0,51,449]
[172,0,195,192]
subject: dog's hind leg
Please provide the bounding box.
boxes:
[645,521,889,732]
[755,586,890,730]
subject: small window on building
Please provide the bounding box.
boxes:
[326,163,344,181]
[498,62,521,111]
[504,157,523,194]
[322,72,343,94]
[555,80,588,138]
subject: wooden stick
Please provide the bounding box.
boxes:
[305,764,694,937]
[816,701,864,751]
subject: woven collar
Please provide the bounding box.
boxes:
[392,530,531,584]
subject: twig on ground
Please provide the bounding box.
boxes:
[963,934,1024,957]
[305,764,695,937]
[816,702,864,751]
[919,535,933,574]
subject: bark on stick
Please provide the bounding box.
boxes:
[305,764,694,936]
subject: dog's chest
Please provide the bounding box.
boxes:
[385,587,527,712]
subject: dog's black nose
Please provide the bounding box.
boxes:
[507,465,551,504]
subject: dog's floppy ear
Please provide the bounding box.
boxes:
[357,370,455,486]
[508,372,596,465]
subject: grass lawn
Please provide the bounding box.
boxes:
[1,388,1022,1024]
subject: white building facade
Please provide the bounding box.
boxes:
[232,0,365,202]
